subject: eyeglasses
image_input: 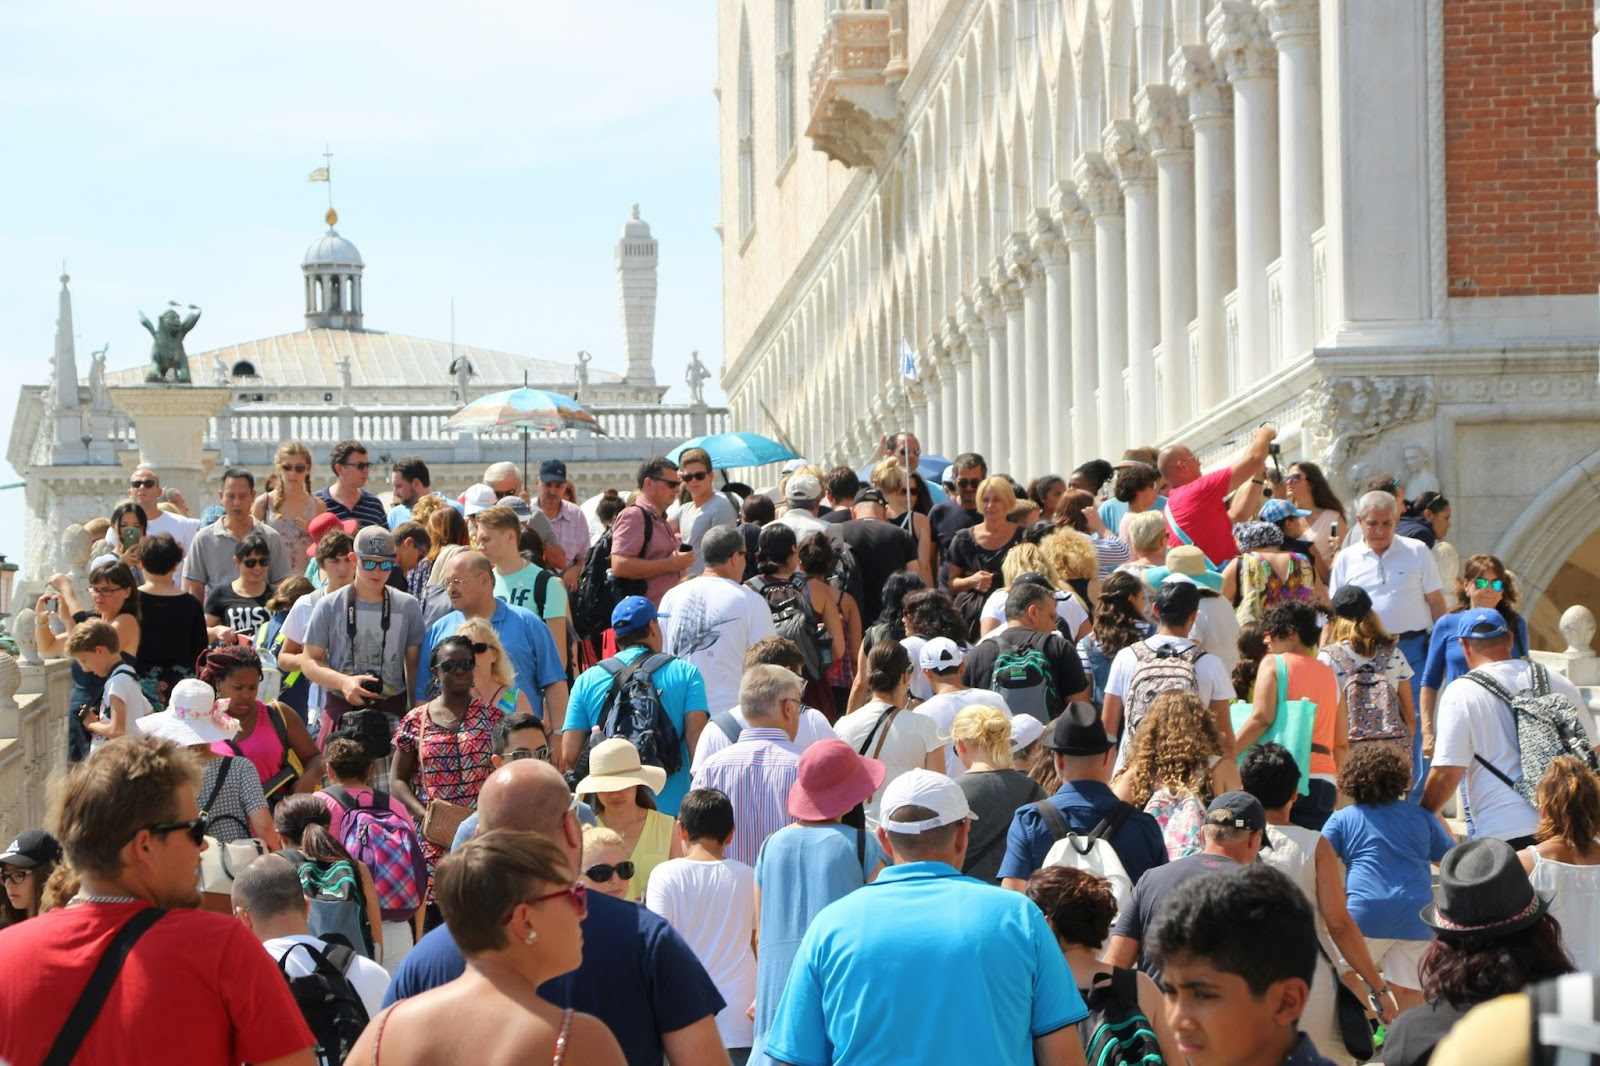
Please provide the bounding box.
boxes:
[506,746,552,762]
[141,818,208,847]
[280,463,308,474]
[652,477,682,490]
[1474,578,1505,591]
[443,577,475,589]
[239,557,270,569]
[1283,474,1305,484]
[584,861,635,883]
[682,470,710,483]
[494,487,520,499]
[359,558,395,572]
[1,869,31,885]
[956,478,982,489]
[129,479,158,489]
[89,585,125,596]
[511,881,588,921]
[436,658,475,676]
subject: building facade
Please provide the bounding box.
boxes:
[9,205,726,589]
[716,0,1600,649]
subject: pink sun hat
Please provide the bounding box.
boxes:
[787,739,888,822]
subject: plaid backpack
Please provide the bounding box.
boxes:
[323,786,427,922]
[1325,644,1408,743]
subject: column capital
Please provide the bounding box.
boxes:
[1104,119,1156,189]
[1029,210,1069,269]
[971,282,1002,328]
[992,251,1026,311]
[1170,43,1232,119]
[958,295,988,343]
[1262,0,1319,44]
[1050,181,1095,243]
[1073,152,1124,218]
[1136,84,1192,155]
[1207,0,1276,82]
[943,315,971,363]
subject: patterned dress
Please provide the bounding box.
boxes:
[393,698,504,879]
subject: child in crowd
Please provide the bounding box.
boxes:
[644,789,757,1066]
[66,619,149,755]
[578,826,635,901]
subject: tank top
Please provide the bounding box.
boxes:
[1529,850,1600,974]
[1235,551,1315,624]
[1262,823,1337,955]
[1279,653,1340,779]
[211,700,292,784]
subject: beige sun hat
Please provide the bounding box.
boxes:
[574,737,668,796]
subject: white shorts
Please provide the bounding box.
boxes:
[1364,937,1429,990]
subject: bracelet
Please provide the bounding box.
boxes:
[1250,479,1266,486]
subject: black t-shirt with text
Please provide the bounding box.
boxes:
[205,583,272,638]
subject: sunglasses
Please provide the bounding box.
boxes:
[956,478,982,489]
[506,746,552,762]
[239,557,270,569]
[143,817,208,847]
[1474,578,1505,591]
[341,461,372,471]
[584,861,635,883]
[280,463,308,473]
[681,470,710,483]
[129,479,158,489]
[1,869,31,885]
[652,477,682,490]
[511,881,588,920]
[469,641,490,655]
[359,558,395,572]
[436,658,475,676]
[1283,474,1305,484]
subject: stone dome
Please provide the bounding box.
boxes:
[622,203,652,239]
[303,229,364,268]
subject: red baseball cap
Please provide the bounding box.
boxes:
[305,512,359,557]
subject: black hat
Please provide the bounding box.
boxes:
[0,828,62,869]
[1421,838,1548,937]
[1331,584,1373,620]
[330,709,394,760]
[1205,791,1270,836]
[1013,571,1068,600]
[854,487,887,506]
[1043,702,1115,756]
[539,459,569,483]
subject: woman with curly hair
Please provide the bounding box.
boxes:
[200,642,323,809]
[1517,755,1600,972]
[1039,519,1102,608]
[1322,742,1456,1015]
[1054,488,1130,578]
[1113,690,1241,860]
[1076,571,1154,708]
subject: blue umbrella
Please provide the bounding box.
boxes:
[669,431,798,470]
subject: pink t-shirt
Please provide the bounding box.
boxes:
[317,786,417,842]
[610,500,682,606]
[1165,467,1239,566]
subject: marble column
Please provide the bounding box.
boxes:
[1210,0,1278,386]
[974,282,1004,466]
[1054,184,1099,464]
[1017,231,1050,477]
[1033,201,1072,471]
[908,376,930,449]
[920,348,943,457]
[1075,152,1127,458]
[998,249,1029,477]
[1105,120,1159,447]
[1264,0,1322,362]
[940,317,965,454]
[1171,44,1234,411]
[958,297,987,464]
[1139,84,1197,434]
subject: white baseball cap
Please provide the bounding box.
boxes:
[461,483,498,515]
[879,768,976,834]
[918,637,966,672]
[1008,714,1045,752]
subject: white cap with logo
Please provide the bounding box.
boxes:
[879,768,977,834]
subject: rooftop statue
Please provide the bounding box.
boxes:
[685,350,710,405]
[139,301,202,383]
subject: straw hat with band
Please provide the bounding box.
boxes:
[574,737,667,796]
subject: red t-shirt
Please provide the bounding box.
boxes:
[0,902,314,1066]
[1165,467,1240,566]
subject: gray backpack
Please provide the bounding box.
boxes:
[1462,662,1600,807]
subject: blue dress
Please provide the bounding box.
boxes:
[751,823,884,1065]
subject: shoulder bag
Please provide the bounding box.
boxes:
[42,908,167,1066]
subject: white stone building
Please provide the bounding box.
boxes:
[715,0,1600,649]
[8,205,726,588]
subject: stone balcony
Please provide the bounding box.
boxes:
[0,657,71,846]
[805,5,904,169]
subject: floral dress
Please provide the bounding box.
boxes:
[261,495,321,568]
[394,698,504,878]
[1145,786,1207,861]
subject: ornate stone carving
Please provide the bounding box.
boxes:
[1073,153,1123,218]
[942,315,969,363]
[1302,376,1434,496]
[991,255,1025,312]
[1171,43,1232,119]
[1136,84,1191,155]
[1029,211,1067,268]
[1401,440,1441,500]
[1262,0,1320,42]
[959,295,989,347]
[1103,119,1156,187]
[1051,181,1094,244]
[1208,0,1277,81]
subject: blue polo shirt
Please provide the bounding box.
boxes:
[413,600,564,703]
[765,862,1084,1066]
[562,645,707,816]
[996,779,1168,885]
[384,890,724,1065]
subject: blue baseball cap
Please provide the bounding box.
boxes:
[1460,607,1510,640]
[1259,498,1312,523]
[611,595,666,635]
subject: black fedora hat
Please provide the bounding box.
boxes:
[1420,838,1547,937]
[1042,702,1115,756]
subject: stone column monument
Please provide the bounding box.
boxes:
[109,386,233,515]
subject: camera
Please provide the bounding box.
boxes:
[1268,442,1281,457]
[359,677,384,695]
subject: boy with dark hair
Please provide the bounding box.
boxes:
[67,618,149,754]
[644,789,756,1064]
[821,466,861,523]
[1147,864,1334,1066]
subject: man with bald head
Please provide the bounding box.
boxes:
[1158,424,1277,568]
[386,760,731,1066]
[412,550,567,731]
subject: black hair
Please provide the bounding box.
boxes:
[1113,463,1160,503]
[952,452,987,476]
[796,532,836,580]
[756,522,798,575]
[1262,602,1320,649]
[867,640,912,693]
[492,711,547,756]
[1005,582,1054,621]
[1407,491,1450,518]
[876,570,927,633]
[221,466,256,491]
[1148,864,1318,995]
[1072,459,1115,492]
[330,440,367,468]
[1093,571,1147,657]
[1419,914,1573,1005]
[826,466,861,504]
[392,521,432,553]
[741,494,776,524]
[636,456,678,488]
[1240,742,1301,811]
[596,488,626,526]
[109,500,149,537]
[233,530,272,562]
[432,634,476,671]
[1028,475,1066,510]
[677,788,736,844]
[903,589,967,643]
[392,456,430,486]
[136,532,182,576]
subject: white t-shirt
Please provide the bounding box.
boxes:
[644,857,757,1049]
[1188,596,1241,673]
[902,635,932,700]
[691,704,835,771]
[1105,633,1235,772]
[281,589,327,716]
[833,701,945,829]
[92,664,151,755]
[1329,536,1443,635]
[659,576,778,715]
[915,688,1009,777]
[263,934,392,1019]
[979,588,1090,637]
[1433,660,1594,842]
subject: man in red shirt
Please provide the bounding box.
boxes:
[0,735,315,1066]
[1158,425,1277,568]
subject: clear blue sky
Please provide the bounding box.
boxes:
[0,2,725,578]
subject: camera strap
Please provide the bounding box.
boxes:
[343,586,390,679]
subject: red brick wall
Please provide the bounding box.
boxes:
[1443,1,1600,297]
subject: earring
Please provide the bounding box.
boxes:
[523,929,538,945]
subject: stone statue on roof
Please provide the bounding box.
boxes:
[685,351,710,405]
[336,355,352,405]
[89,345,110,409]
[575,350,592,400]
[139,302,201,383]
[449,355,473,402]
[213,351,229,386]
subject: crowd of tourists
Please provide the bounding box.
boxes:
[2,428,1598,1066]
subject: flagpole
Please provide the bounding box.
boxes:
[899,337,916,557]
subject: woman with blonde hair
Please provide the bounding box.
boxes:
[349,830,626,1066]
[578,826,635,901]
[953,705,1046,883]
[1040,521,1101,607]
[1119,509,1169,574]
[871,456,934,584]
[409,492,448,526]
[946,475,1024,638]
[455,616,537,721]
[1114,690,1241,860]
[252,441,326,564]
[1518,755,1600,973]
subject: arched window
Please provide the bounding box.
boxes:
[738,8,756,240]
[230,360,256,377]
[775,0,796,166]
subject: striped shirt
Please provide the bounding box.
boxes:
[315,487,389,530]
[691,727,801,868]
[540,498,592,574]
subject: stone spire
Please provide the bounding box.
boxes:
[52,274,79,410]
[615,204,658,385]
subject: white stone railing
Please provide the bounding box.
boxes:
[0,658,70,846]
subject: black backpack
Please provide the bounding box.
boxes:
[572,506,653,638]
[278,940,370,1066]
[567,653,683,785]
[1077,967,1163,1066]
[746,573,827,682]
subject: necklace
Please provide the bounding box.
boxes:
[71,893,142,906]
